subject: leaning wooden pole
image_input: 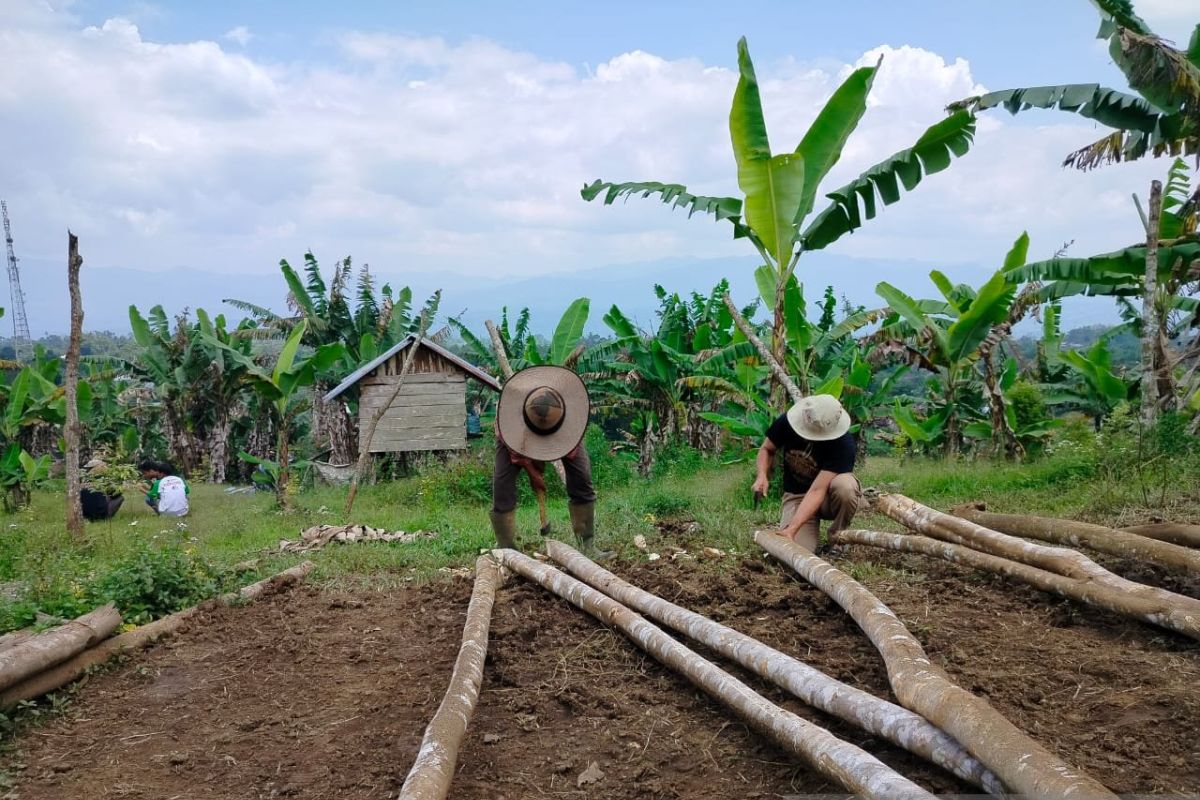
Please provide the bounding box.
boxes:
[0,605,120,692]
[544,539,1003,794]
[756,531,1116,800]
[951,502,1200,576]
[345,306,434,516]
[494,547,938,800]
[399,556,501,800]
[875,493,1200,639]
[723,292,803,404]
[64,231,85,536]
[0,562,314,709]
[834,529,1200,637]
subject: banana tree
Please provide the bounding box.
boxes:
[522,298,592,368]
[203,320,345,508]
[876,233,1028,456]
[583,37,976,400]
[951,0,1199,169]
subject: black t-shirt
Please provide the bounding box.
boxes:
[765,414,856,494]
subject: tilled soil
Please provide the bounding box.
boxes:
[5,545,1199,799]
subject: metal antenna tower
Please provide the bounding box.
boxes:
[1,201,33,362]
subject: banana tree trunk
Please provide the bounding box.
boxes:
[399,557,502,800]
[312,382,357,465]
[544,539,1004,795]
[276,418,292,510]
[874,493,1200,639]
[755,531,1116,800]
[494,547,939,800]
[981,356,1020,461]
[207,410,232,484]
[834,528,1200,640]
[950,503,1200,576]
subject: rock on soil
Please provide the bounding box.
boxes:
[4,548,1199,798]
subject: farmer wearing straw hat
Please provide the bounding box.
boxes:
[751,394,862,553]
[492,366,600,552]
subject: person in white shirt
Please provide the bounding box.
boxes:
[139,460,190,517]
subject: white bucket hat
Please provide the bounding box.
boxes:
[785,394,851,441]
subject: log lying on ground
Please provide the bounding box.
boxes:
[1119,522,1200,549]
[0,561,314,709]
[545,540,1003,794]
[951,502,1200,576]
[875,493,1200,640]
[756,531,1116,800]
[494,547,938,800]
[399,556,502,800]
[834,529,1200,638]
[0,605,121,692]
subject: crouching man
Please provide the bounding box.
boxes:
[751,394,862,552]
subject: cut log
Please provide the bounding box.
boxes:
[0,562,314,709]
[951,502,1200,576]
[399,556,502,800]
[494,547,938,800]
[0,605,121,692]
[875,493,1200,640]
[1119,523,1200,549]
[756,531,1116,800]
[834,529,1200,638]
[544,539,1004,795]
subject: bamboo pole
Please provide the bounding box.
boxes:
[0,562,314,709]
[494,547,938,800]
[399,556,502,800]
[722,292,803,404]
[875,493,1200,639]
[951,502,1200,576]
[544,539,1004,795]
[756,531,1116,800]
[0,605,120,691]
[834,528,1200,637]
[1120,522,1200,549]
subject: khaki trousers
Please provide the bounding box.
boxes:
[780,473,862,552]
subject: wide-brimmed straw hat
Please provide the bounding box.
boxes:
[785,394,851,441]
[497,366,590,461]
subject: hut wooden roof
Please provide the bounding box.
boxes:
[322,335,502,401]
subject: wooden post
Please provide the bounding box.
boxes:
[723,292,803,404]
[65,232,84,536]
[1141,180,1163,427]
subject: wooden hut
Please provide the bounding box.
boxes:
[323,336,501,454]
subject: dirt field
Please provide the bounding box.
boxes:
[5,540,1199,799]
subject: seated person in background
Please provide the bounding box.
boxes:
[80,459,124,522]
[139,459,190,517]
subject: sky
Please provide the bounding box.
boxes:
[2,0,1200,334]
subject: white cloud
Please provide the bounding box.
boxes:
[223,25,253,47]
[0,0,1169,312]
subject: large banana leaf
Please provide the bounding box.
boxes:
[1009,240,1200,297]
[602,304,639,340]
[954,84,1160,132]
[550,298,590,365]
[731,39,805,269]
[272,321,308,386]
[794,60,878,225]
[945,234,1026,363]
[875,282,949,362]
[802,111,976,251]
[580,180,744,227]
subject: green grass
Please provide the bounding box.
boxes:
[1,428,1197,636]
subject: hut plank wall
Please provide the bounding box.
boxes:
[358,348,467,453]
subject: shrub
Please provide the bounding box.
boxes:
[89,539,222,625]
[640,491,691,518]
[585,424,635,490]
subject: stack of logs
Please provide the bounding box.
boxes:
[0,562,314,711]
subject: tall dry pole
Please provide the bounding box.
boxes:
[1141,179,1163,427]
[65,232,84,536]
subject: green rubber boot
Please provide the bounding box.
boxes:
[569,502,612,561]
[490,510,518,550]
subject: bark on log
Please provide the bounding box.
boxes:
[756,531,1116,800]
[0,562,314,709]
[398,556,502,800]
[1119,523,1200,549]
[875,493,1200,639]
[950,502,1200,576]
[834,528,1200,637]
[0,605,121,692]
[64,231,85,535]
[544,539,1004,795]
[494,547,938,800]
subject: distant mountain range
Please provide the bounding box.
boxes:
[11,252,1120,337]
